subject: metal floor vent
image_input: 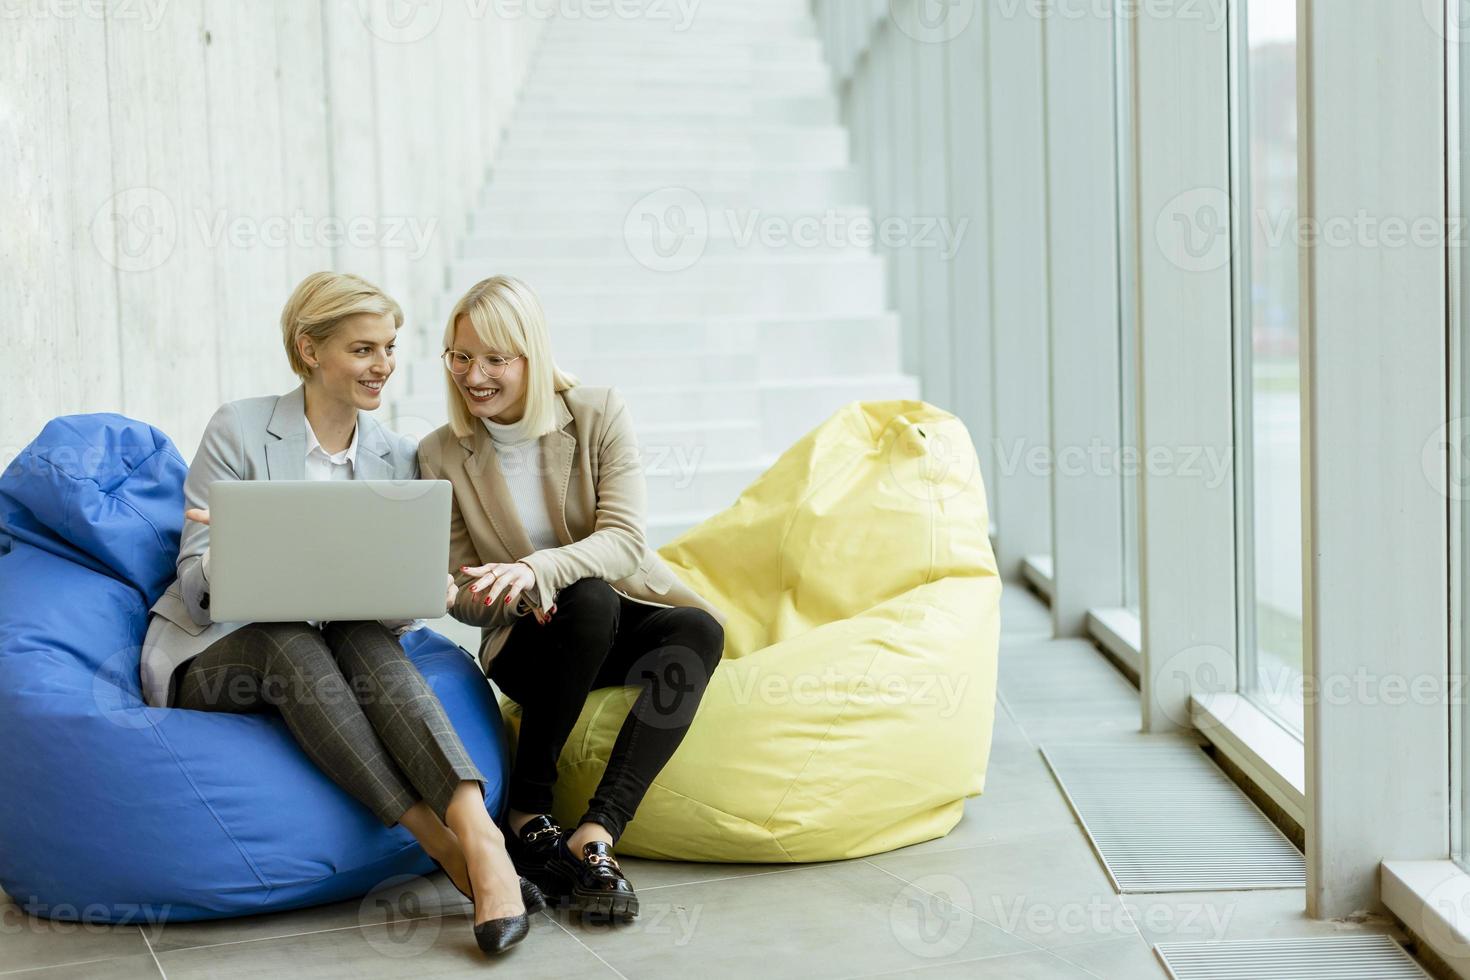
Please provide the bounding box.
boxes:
[1040,740,1305,892]
[1155,935,1429,979]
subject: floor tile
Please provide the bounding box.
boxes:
[616,855,835,893]
[852,946,1136,979]
[999,640,1139,701]
[878,760,1079,864]
[0,953,164,979]
[144,871,467,953]
[553,859,1034,979]
[0,892,155,975]
[1124,888,1406,947]
[869,828,1140,951]
[155,909,611,979]
[1048,934,1170,978]
[1001,585,1054,642]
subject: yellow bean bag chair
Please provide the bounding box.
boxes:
[501,400,1001,862]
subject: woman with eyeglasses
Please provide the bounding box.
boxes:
[140,271,539,954]
[417,275,728,922]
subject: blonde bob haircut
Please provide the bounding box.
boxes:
[281,271,404,381]
[443,275,579,441]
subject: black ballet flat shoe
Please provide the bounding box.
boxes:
[544,839,639,921]
[474,910,530,955]
[506,814,568,897]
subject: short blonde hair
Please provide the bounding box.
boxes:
[281,271,404,380]
[443,275,579,440]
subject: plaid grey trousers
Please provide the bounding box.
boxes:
[172,620,483,826]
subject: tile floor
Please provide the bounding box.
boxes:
[0,583,1421,978]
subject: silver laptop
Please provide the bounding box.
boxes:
[207,480,452,623]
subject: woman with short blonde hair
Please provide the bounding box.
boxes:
[442,274,579,441]
[418,274,729,922]
[141,271,539,955]
[281,270,404,380]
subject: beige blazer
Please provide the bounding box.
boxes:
[417,384,726,672]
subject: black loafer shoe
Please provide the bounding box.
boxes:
[506,815,567,895]
[520,876,547,914]
[545,839,639,921]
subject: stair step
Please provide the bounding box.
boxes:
[449,260,887,319]
[473,183,858,220]
[503,127,847,154]
[758,375,924,451]
[541,38,823,57]
[401,337,900,397]
[559,343,900,384]
[486,160,857,178]
[647,509,723,549]
[521,68,830,94]
[514,100,838,126]
[385,373,922,461]
[545,313,902,357]
[477,191,864,222]
[636,418,763,464]
[532,57,822,77]
[496,143,847,169]
[532,286,884,319]
[395,314,900,362]
[546,18,815,38]
[465,234,870,260]
[519,83,832,104]
[400,315,902,393]
[644,456,770,513]
[506,121,846,140]
[455,253,884,283]
[479,168,862,205]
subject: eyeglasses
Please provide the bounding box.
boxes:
[443,350,522,379]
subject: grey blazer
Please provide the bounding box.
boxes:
[140,385,419,708]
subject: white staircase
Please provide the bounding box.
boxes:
[389,0,919,547]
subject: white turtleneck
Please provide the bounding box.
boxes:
[482,414,558,607]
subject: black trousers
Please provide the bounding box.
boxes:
[488,578,725,843]
[172,620,484,827]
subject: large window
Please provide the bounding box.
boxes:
[1229,0,1303,733]
[1451,0,1470,873]
[1115,4,1141,614]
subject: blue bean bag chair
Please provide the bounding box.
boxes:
[0,414,508,922]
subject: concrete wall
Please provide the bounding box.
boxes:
[1,0,543,466]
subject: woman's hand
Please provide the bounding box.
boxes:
[445,573,459,612]
[184,507,210,525]
[461,561,538,613]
